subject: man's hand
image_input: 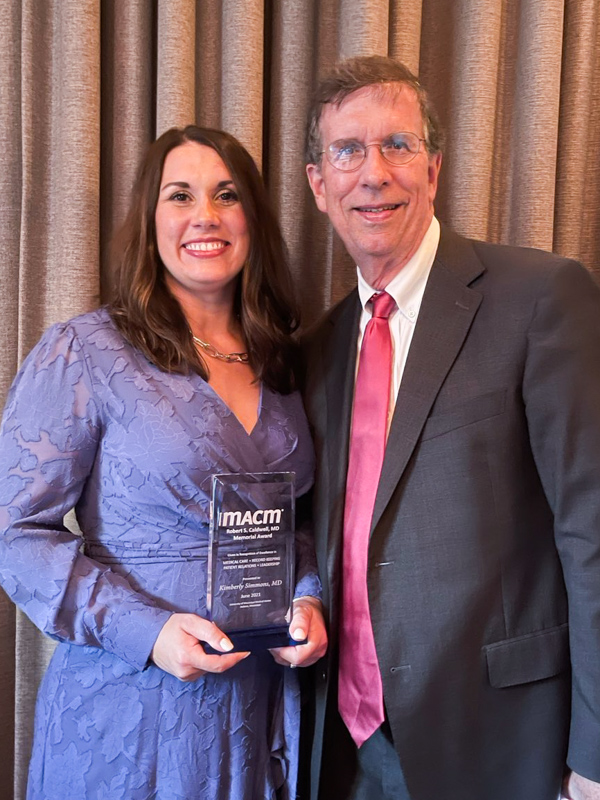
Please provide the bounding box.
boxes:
[151,613,249,680]
[563,771,600,800]
[270,596,328,668]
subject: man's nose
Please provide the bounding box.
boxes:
[359,145,391,187]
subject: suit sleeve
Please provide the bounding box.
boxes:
[0,323,172,671]
[522,259,600,780]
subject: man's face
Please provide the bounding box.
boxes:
[306,84,442,289]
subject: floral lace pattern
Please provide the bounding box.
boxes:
[0,309,319,800]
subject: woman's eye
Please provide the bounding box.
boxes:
[217,190,239,204]
[169,191,191,202]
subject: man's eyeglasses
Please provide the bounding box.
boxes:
[322,131,427,172]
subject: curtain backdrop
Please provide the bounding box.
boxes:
[1,0,599,795]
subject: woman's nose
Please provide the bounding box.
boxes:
[192,196,219,227]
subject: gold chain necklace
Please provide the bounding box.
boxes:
[192,335,249,364]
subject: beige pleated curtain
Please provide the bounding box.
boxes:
[1,0,599,796]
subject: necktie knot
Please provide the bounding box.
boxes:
[370,291,396,320]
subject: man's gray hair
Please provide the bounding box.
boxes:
[305,55,444,164]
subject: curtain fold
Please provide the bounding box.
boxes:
[508,0,564,249]
[100,0,155,297]
[195,0,223,130]
[1,1,599,795]
[340,0,390,57]
[555,0,600,275]
[0,0,22,403]
[220,0,265,166]
[269,0,326,309]
[427,0,504,242]
[157,0,196,134]
[389,0,423,72]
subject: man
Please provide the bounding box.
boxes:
[302,55,600,800]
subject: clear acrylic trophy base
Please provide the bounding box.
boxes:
[203,625,307,655]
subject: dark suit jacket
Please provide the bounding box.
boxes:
[302,227,600,800]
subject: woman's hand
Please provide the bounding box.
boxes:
[151,613,249,681]
[270,596,328,668]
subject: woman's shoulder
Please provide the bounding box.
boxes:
[22,308,130,379]
[59,306,120,339]
[5,310,122,420]
[41,307,127,353]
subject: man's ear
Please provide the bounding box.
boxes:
[306,163,328,213]
[428,151,442,203]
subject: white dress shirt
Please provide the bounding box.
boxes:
[355,216,441,435]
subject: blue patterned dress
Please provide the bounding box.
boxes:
[0,309,319,800]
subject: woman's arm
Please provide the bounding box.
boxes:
[0,322,172,670]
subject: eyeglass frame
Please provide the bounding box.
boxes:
[320,131,428,172]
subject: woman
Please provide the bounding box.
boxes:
[0,126,327,799]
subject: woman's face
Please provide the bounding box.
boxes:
[155,141,250,305]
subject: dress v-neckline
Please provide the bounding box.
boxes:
[203,379,263,437]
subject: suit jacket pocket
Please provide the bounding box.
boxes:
[420,389,506,442]
[484,623,569,688]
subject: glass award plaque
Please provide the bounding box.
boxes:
[207,471,301,652]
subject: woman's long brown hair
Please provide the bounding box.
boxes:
[109,126,300,394]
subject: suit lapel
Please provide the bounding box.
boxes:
[321,292,361,583]
[371,229,485,533]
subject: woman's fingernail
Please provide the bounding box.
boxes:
[220,638,234,651]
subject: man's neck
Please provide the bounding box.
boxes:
[357,217,440,291]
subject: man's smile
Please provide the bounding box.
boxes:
[353,203,402,213]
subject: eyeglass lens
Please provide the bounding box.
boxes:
[326,132,422,170]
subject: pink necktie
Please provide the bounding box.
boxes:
[338,291,396,748]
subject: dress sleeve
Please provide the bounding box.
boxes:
[0,322,172,671]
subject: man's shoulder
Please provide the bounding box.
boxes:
[474,237,579,272]
[435,226,597,311]
[439,225,586,279]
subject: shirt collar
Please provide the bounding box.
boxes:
[357,216,440,323]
